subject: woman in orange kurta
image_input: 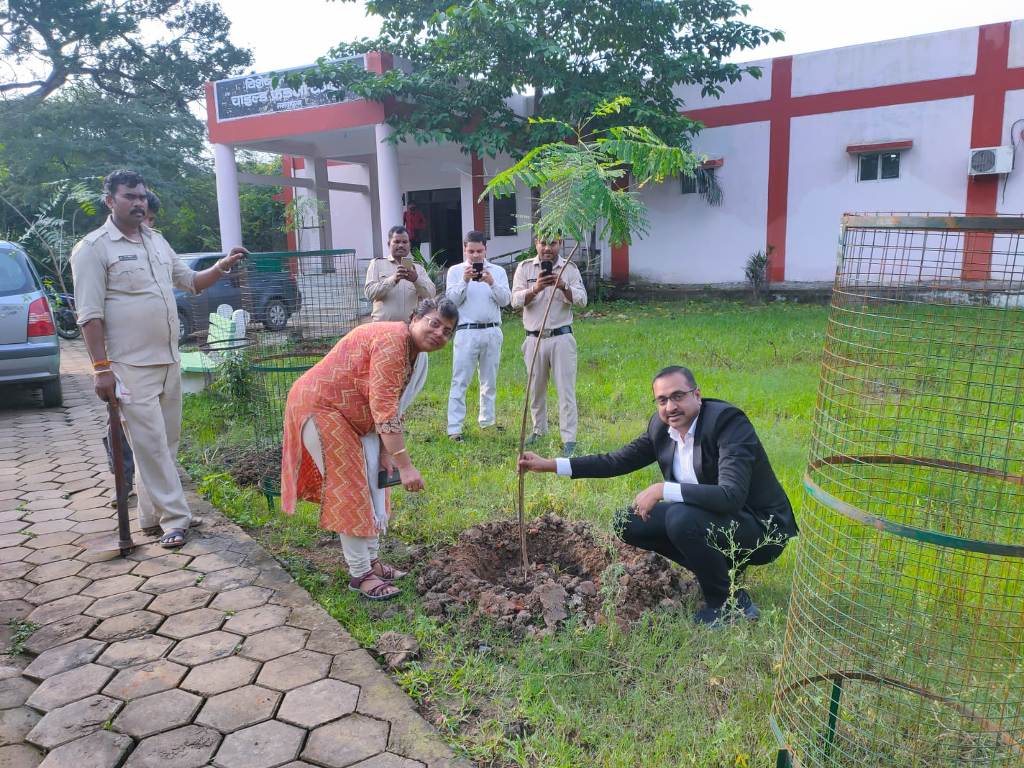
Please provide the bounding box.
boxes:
[281,298,458,599]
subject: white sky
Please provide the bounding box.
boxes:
[217,0,1023,74]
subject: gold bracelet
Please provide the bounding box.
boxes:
[391,447,408,457]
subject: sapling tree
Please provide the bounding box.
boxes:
[483,96,695,570]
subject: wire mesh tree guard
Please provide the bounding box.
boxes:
[236,250,364,503]
[771,214,1024,767]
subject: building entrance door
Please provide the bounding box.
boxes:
[406,188,462,268]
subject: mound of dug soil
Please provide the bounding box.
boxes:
[223,446,281,488]
[418,514,694,633]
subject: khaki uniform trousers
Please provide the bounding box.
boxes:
[110,362,191,533]
[522,332,578,444]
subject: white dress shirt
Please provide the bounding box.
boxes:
[445,261,511,323]
[555,415,699,502]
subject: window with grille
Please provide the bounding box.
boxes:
[858,151,901,181]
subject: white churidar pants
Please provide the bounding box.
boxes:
[447,326,503,435]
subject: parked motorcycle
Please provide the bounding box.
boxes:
[43,280,80,340]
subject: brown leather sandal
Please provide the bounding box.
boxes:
[370,558,408,581]
[349,572,400,601]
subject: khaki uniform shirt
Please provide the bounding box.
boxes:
[364,257,437,322]
[71,217,196,365]
[510,256,588,332]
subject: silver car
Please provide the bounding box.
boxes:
[0,242,62,407]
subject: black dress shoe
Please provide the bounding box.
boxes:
[694,589,761,627]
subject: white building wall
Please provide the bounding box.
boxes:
[631,121,770,284]
[1008,20,1024,68]
[786,97,974,282]
[673,59,772,109]
[791,27,978,97]
[997,89,1024,215]
[328,163,374,261]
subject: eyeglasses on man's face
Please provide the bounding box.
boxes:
[653,388,697,407]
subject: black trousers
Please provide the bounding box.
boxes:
[619,501,785,606]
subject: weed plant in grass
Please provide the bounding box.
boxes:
[181,300,825,767]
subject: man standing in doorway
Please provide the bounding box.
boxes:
[445,230,511,440]
[364,225,436,322]
[511,235,587,455]
[403,202,428,251]
[72,169,247,549]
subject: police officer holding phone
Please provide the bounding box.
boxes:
[364,225,436,322]
[511,234,587,455]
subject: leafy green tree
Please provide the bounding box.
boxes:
[318,0,781,157]
[0,0,251,109]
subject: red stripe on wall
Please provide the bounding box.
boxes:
[610,176,630,282]
[765,57,793,283]
[281,155,297,252]
[471,153,486,232]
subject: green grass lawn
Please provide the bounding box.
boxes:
[180,299,827,768]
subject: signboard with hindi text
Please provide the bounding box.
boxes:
[213,56,366,122]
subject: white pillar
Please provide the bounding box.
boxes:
[374,122,402,250]
[212,143,243,252]
[311,158,334,250]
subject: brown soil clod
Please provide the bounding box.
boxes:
[223,446,281,488]
[417,514,695,634]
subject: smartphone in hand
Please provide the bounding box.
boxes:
[377,467,402,488]
[401,255,416,271]
[472,262,484,280]
[540,260,554,277]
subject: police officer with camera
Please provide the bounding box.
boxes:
[511,234,587,455]
[444,230,511,440]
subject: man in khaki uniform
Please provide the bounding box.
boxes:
[364,225,436,321]
[72,169,247,548]
[511,236,587,455]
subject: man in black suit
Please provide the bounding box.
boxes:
[519,365,797,625]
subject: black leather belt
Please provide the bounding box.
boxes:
[526,325,573,338]
[456,322,499,330]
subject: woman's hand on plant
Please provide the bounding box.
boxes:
[631,483,664,521]
[399,464,424,492]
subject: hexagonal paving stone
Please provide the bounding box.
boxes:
[0,707,40,747]
[26,595,94,626]
[113,688,202,739]
[131,554,191,578]
[213,719,304,768]
[22,638,106,680]
[84,591,153,619]
[0,521,28,536]
[238,626,308,662]
[124,543,167,562]
[177,535,234,556]
[186,551,245,574]
[78,559,135,581]
[167,631,241,666]
[90,610,164,642]
[0,744,43,767]
[0,547,32,564]
[179,655,259,697]
[222,604,289,635]
[25,521,76,537]
[0,562,30,580]
[96,635,173,669]
[301,715,388,768]
[23,614,98,654]
[256,649,331,692]
[24,577,89,605]
[209,586,273,613]
[277,679,359,729]
[102,659,187,700]
[0,677,36,709]
[199,567,258,593]
[24,532,79,550]
[0,599,32,624]
[36,729,133,768]
[347,754,424,768]
[124,724,220,768]
[194,685,279,733]
[157,608,225,640]
[140,570,200,595]
[0,580,31,601]
[26,694,121,749]
[25,664,114,712]
[81,574,144,599]
[148,587,212,615]
[24,560,85,585]
[0,536,28,550]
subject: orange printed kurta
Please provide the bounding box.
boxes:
[280,322,412,536]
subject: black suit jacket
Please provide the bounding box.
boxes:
[570,399,798,537]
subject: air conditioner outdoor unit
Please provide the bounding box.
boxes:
[967,146,1014,176]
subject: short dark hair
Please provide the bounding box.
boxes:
[652,366,697,388]
[104,169,146,197]
[411,297,459,326]
[464,230,487,245]
[387,225,409,241]
[533,232,563,244]
[145,191,161,214]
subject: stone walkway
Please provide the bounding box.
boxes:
[0,341,467,768]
